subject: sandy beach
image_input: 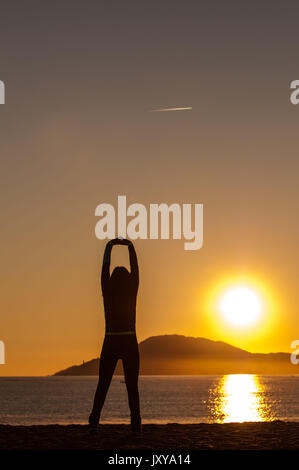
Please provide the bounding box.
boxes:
[0,421,299,450]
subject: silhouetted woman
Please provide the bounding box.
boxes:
[89,238,141,433]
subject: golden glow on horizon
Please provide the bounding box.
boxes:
[201,273,279,351]
[219,286,262,327]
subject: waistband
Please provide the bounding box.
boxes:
[105,331,136,336]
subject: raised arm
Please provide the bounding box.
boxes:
[101,238,139,292]
[113,238,139,287]
[101,240,114,293]
[128,241,139,288]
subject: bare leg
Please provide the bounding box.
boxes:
[89,355,118,425]
[122,344,141,431]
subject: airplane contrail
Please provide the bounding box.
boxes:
[149,106,192,112]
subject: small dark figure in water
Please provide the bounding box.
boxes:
[89,238,141,433]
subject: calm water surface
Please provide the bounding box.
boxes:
[0,375,298,425]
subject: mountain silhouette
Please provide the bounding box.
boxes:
[53,335,296,376]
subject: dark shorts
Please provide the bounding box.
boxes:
[101,333,139,360]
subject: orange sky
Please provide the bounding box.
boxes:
[0,2,299,375]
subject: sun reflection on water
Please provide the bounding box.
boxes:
[209,374,273,423]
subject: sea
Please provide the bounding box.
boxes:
[1,375,299,425]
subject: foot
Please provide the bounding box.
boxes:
[88,412,99,435]
[89,424,98,436]
[131,416,142,436]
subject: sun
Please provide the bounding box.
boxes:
[219,286,262,327]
